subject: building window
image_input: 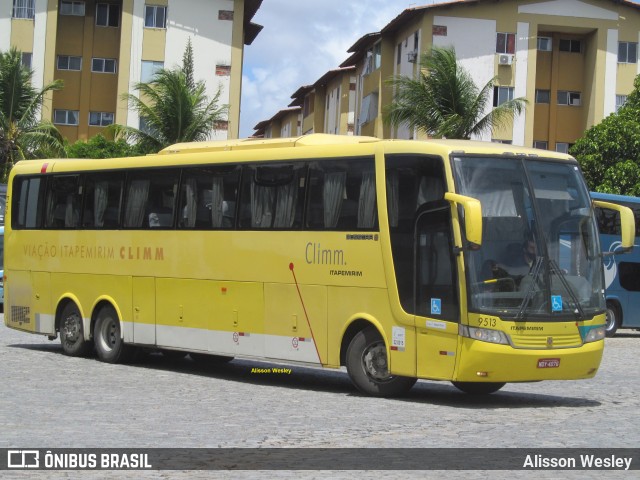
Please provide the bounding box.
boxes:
[493,86,514,107]
[373,42,382,70]
[139,117,152,134]
[555,142,571,154]
[496,32,515,54]
[144,5,167,28]
[618,42,638,64]
[535,89,550,104]
[89,112,114,127]
[559,39,581,53]
[359,92,379,126]
[537,37,552,51]
[616,95,628,112]
[533,141,548,150]
[21,52,32,70]
[557,90,581,106]
[91,58,117,73]
[96,3,120,27]
[57,55,82,71]
[60,1,85,16]
[12,0,34,19]
[303,95,314,118]
[54,109,79,126]
[141,60,164,82]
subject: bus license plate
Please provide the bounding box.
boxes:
[537,358,560,368]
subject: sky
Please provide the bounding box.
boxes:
[239,1,446,137]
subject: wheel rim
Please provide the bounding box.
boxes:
[361,341,392,382]
[97,315,118,352]
[61,311,82,346]
[605,307,616,332]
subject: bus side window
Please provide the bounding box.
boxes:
[305,158,377,231]
[44,175,81,229]
[12,177,43,229]
[238,163,305,230]
[124,170,179,229]
[179,166,240,229]
[83,173,124,229]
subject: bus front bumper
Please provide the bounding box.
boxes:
[454,337,604,383]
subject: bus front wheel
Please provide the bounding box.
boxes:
[94,305,136,363]
[605,301,621,337]
[346,326,416,397]
[452,381,505,394]
[59,302,93,357]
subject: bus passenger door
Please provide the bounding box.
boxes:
[132,277,155,345]
[414,205,460,380]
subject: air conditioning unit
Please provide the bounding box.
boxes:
[407,50,418,63]
[498,54,514,66]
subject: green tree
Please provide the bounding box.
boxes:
[182,37,195,92]
[384,46,527,139]
[111,44,227,154]
[0,47,64,181]
[65,134,144,159]
[571,75,640,196]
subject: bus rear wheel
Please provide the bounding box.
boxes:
[452,381,505,394]
[346,326,416,397]
[94,305,136,363]
[59,302,92,357]
[605,301,620,337]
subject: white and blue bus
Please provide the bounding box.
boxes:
[592,192,640,336]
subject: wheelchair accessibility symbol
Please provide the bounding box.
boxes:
[431,298,442,315]
[551,295,563,312]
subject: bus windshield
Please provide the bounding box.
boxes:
[454,156,604,320]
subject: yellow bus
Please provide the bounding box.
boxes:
[4,134,634,396]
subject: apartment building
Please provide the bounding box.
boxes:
[256,0,640,151]
[255,66,357,138]
[1,0,262,142]
[253,106,301,138]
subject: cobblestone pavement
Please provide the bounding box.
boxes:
[1,319,638,479]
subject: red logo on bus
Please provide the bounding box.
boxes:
[537,358,560,368]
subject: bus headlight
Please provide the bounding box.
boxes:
[459,325,509,345]
[584,326,605,343]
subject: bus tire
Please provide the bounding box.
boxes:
[190,352,234,365]
[452,381,505,394]
[346,326,416,397]
[605,301,621,337]
[59,302,93,357]
[94,305,135,363]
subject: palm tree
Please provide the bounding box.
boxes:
[384,46,527,140]
[111,42,228,154]
[0,47,64,181]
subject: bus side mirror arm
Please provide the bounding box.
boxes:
[593,200,635,252]
[445,192,483,248]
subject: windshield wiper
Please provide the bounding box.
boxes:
[549,259,585,320]
[515,256,543,321]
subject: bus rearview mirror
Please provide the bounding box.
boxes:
[593,200,635,251]
[445,192,483,248]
